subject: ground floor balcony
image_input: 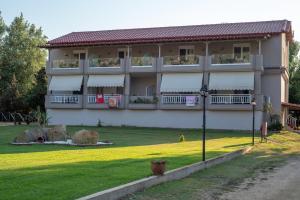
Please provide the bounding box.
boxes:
[160,94,202,110]
[84,94,124,109]
[128,96,157,109]
[45,95,83,109]
[209,94,252,104]
[208,94,254,111]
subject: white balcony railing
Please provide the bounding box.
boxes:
[210,94,251,104]
[161,94,200,104]
[87,94,123,104]
[50,95,80,104]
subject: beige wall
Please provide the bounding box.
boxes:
[261,73,282,114]
[208,41,258,55]
[130,76,156,96]
[261,35,283,68]
[161,43,205,56]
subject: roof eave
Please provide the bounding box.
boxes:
[40,33,273,49]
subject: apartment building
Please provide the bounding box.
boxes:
[43,20,292,130]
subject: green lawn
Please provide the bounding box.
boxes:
[126,131,300,200]
[0,125,254,200]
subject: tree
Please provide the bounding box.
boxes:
[0,13,47,112]
[289,41,300,103]
[26,67,47,111]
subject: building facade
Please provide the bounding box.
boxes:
[43,20,292,130]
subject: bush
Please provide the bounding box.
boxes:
[72,130,99,145]
[268,122,283,131]
[179,134,185,142]
[47,125,67,141]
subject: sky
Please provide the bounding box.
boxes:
[1,0,300,41]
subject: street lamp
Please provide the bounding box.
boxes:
[200,85,209,161]
[251,98,256,146]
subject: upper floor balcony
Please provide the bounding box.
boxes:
[207,54,263,71]
[127,57,157,73]
[46,59,84,75]
[159,55,204,72]
[85,57,125,74]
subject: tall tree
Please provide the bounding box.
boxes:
[289,41,300,103]
[26,67,47,111]
[0,13,47,112]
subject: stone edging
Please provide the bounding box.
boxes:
[77,146,253,200]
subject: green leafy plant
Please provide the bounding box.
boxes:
[97,119,102,127]
[268,122,283,131]
[35,106,50,127]
[179,134,185,142]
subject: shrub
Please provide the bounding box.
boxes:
[179,134,185,142]
[72,130,99,145]
[47,125,67,141]
[97,119,102,127]
[268,122,283,131]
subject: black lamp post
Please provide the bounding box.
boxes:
[200,85,209,161]
[251,98,256,146]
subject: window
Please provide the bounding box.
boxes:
[233,44,250,62]
[179,46,194,57]
[146,85,155,96]
[118,48,130,58]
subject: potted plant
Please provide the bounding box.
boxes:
[151,160,166,175]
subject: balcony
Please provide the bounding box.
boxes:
[85,58,125,74]
[208,94,252,110]
[160,94,202,110]
[208,54,263,71]
[45,95,83,109]
[84,94,124,109]
[128,57,156,72]
[160,55,204,72]
[46,59,84,75]
[128,96,158,109]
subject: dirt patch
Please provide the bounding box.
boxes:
[220,156,300,200]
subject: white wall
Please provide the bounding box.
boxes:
[48,109,262,130]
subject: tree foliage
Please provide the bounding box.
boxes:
[289,41,300,103]
[0,12,47,112]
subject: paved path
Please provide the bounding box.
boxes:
[220,157,300,200]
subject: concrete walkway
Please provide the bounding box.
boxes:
[220,157,300,200]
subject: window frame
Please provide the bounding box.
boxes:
[233,43,251,60]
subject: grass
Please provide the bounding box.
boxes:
[125,131,300,200]
[0,125,254,200]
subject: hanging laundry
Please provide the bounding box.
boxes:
[96,94,105,104]
[186,96,196,106]
[108,97,118,108]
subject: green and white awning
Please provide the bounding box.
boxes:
[160,73,203,92]
[209,72,254,90]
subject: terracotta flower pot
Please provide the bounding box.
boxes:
[151,160,166,175]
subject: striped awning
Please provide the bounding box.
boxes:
[209,72,254,90]
[49,76,83,91]
[160,73,203,92]
[87,75,125,87]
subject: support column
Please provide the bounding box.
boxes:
[258,40,262,55]
[156,73,162,109]
[124,74,130,109]
[83,75,88,108]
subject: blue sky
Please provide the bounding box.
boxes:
[1,0,300,40]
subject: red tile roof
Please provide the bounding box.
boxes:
[45,20,292,48]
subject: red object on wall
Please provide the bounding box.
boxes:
[96,94,104,104]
